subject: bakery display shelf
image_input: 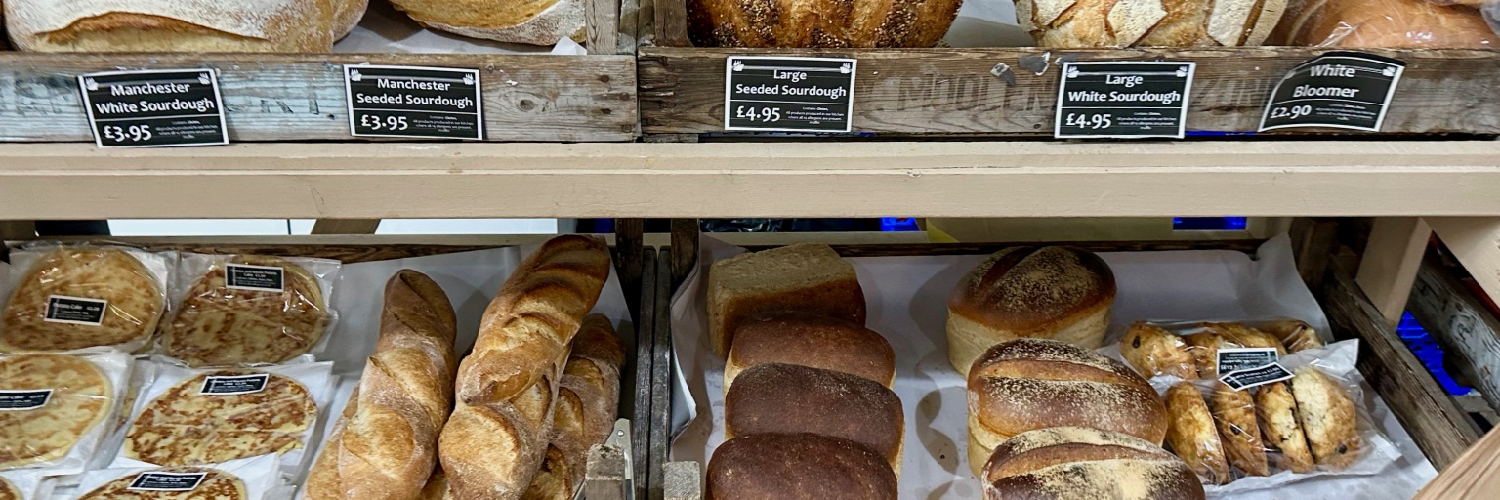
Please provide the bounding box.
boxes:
[645,223,1500,499]
[0,0,639,144]
[638,0,1500,140]
[3,140,1500,221]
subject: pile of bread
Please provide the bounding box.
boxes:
[2,0,591,52]
[703,244,904,498]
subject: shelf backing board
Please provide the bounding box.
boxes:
[638,44,1500,138]
[0,52,638,143]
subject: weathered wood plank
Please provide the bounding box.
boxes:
[1413,427,1500,500]
[1408,253,1500,414]
[615,218,646,321]
[669,219,698,288]
[650,249,673,500]
[1426,217,1500,308]
[651,0,690,48]
[587,0,622,56]
[309,219,381,235]
[1321,260,1482,468]
[632,256,657,500]
[639,47,1500,136]
[1357,218,1434,325]
[0,53,637,142]
[1289,217,1339,292]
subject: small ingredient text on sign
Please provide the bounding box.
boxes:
[77,69,229,147]
[724,56,856,133]
[1054,62,1196,139]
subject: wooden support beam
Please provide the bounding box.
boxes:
[649,249,674,500]
[1356,218,1433,325]
[615,218,645,322]
[1427,217,1500,308]
[310,219,381,235]
[669,219,699,288]
[1289,217,1339,292]
[586,0,621,55]
[1408,252,1500,414]
[1414,428,1500,500]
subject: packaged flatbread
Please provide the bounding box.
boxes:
[0,245,172,353]
[113,359,332,471]
[0,350,132,474]
[74,454,278,500]
[160,254,339,367]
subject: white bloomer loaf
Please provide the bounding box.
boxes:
[5,0,366,52]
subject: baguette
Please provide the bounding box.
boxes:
[522,314,625,500]
[456,235,611,406]
[305,270,459,500]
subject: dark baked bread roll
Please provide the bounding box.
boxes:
[726,311,895,389]
[707,433,897,500]
[725,363,904,473]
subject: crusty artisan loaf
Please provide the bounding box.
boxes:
[1164,383,1229,485]
[522,314,624,500]
[387,0,586,46]
[947,246,1115,375]
[708,243,865,357]
[687,0,961,48]
[456,235,611,406]
[981,427,1205,500]
[707,433,898,500]
[4,0,348,52]
[439,236,611,500]
[304,270,458,500]
[966,339,1166,477]
[725,363,905,474]
[1272,0,1498,47]
[1013,0,1287,48]
[725,311,895,389]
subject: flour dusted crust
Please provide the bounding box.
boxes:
[0,354,112,469]
[1016,0,1288,48]
[688,0,962,48]
[122,369,316,466]
[981,427,1204,500]
[389,0,584,46]
[162,255,329,367]
[77,467,246,500]
[5,0,340,52]
[1,247,163,353]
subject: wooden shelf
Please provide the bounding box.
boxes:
[1,140,1498,219]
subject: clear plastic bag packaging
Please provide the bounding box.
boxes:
[158,253,341,367]
[0,243,174,354]
[0,467,55,499]
[108,357,334,477]
[73,454,280,500]
[1276,0,1499,48]
[1119,319,1318,380]
[0,349,133,475]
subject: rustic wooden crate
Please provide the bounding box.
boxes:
[0,0,639,143]
[638,0,1500,139]
[646,227,1495,498]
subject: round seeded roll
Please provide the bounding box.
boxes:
[967,339,1166,477]
[725,363,904,474]
[947,246,1116,375]
[707,433,897,500]
[725,311,895,390]
[982,427,1205,500]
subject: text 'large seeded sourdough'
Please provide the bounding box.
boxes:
[438,235,611,500]
[687,0,963,48]
[708,243,866,357]
[707,433,898,500]
[947,246,1115,375]
[1012,0,1287,47]
[982,427,1205,500]
[304,270,458,500]
[966,339,1166,478]
[387,0,587,45]
[5,0,367,52]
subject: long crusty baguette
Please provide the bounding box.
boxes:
[522,314,624,500]
[304,270,459,500]
[455,235,611,406]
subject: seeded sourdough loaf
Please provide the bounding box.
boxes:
[687,0,962,48]
[966,339,1166,478]
[981,427,1205,500]
[947,246,1115,375]
[1013,0,1288,47]
[708,243,866,358]
[387,0,586,45]
[5,0,366,52]
[725,311,895,389]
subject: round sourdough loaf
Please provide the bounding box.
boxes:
[981,427,1204,500]
[966,339,1166,477]
[687,0,962,48]
[725,311,895,389]
[1013,0,1287,48]
[946,246,1115,375]
[707,433,897,500]
[4,0,349,52]
[386,0,586,45]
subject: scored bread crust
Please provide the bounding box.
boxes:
[1165,383,1230,484]
[1210,383,1269,477]
[981,427,1205,500]
[5,0,340,52]
[522,314,624,497]
[388,0,584,45]
[1018,0,1288,48]
[1255,381,1315,473]
[1290,367,1362,469]
[0,478,19,500]
[725,311,896,389]
[0,354,112,469]
[687,0,962,48]
[304,270,458,500]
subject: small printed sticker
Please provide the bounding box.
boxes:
[199,374,270,395]
[1220,363,1295,391]
[1217,347,1280,375]
[44,295,108,326]
[128,472,208,491]
[0,390,53,411]
[226,264,285,292]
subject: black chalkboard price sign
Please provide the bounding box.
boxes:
[77,69,229,148]
[344,64,485,140]
[1054,61,1196,139]
[1259,53,1404,132]
[724,56,857,133]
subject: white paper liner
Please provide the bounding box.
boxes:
[0,348,133,476]
[668,234,1438,499]
[74,454,280,500]
[0,460,56,498]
